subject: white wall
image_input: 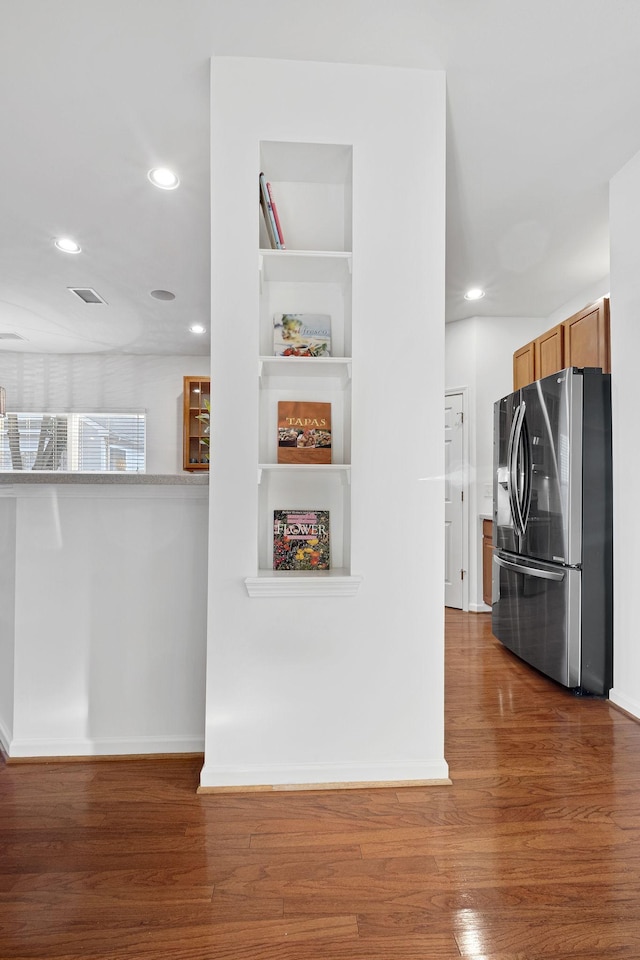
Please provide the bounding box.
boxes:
[0,351,211,758]
[445,314,548,609]
[609,149,640,718]
[1,484,208,757]
[0,354,210,474]
[204,57,447,789]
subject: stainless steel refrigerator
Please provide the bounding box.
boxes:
[492,367,613,695]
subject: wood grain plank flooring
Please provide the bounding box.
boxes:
[3,608,640,958]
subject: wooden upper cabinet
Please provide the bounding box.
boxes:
[513,341,535,391]
[534,323,564,381]
[183,376,211,472]
[563,297,610,373]
[513,297,610,389]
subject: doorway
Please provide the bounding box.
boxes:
[445,390,468,609]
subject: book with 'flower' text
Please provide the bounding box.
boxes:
[273,509,330,570]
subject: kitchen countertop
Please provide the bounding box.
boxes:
[0,472,209,485]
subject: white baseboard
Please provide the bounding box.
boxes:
[199,758,450,790]
[469,602,492,613]
[5,734,205,759]
[608,688,640,721]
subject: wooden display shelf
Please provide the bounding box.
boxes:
[183,376,210,472]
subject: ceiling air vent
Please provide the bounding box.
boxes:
[68,287,107,304]
[0,332,27,340]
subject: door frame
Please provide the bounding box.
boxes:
[445,386,470,612]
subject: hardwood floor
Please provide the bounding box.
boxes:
[2,609,640,959]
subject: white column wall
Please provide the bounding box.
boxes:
[609,149,640,718]
[203,57,447,788]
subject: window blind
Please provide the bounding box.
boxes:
[0,413,146,472]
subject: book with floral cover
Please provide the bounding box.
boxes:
[277,400,331,464]
[273,509,330,570]
[273,313,331,357]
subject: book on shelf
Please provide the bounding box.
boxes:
[259,172,284,250]
[273,509,330,570]
[266,181,285,248]
[277,400,331,465]
[273,313,331,357]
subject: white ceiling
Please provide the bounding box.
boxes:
[2,0,640,357]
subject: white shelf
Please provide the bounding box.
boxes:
[245,569,363,598]
[259,250,352,284]
[258,463,350,484]
[258,356,352,383]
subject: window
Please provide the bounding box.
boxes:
[0,413,146,473]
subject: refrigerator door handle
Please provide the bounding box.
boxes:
[517,406,532,533]
[509,403,527,538]
[494,554,565,582]
[507,403,522,536]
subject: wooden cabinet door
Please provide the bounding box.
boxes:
[563,297,610,373]
[482,519,493,607]
[183,376,211,471]
[513,342,535,390]
[534,323,564,380]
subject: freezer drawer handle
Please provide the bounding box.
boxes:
[494,555,565,582]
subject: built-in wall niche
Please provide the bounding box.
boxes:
[257,373,351,465]
[258,253,352,360]
[257,467,351,574]
[258,141,353,362]
[248,138,359,597]
[259,141,353,253]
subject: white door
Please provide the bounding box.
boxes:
[444,393,465,608]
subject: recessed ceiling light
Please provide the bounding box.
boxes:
[189,324,206,334]
[150,289,176,301]
[54,237,81,254]
[148,167,180,190]
[464,287,485,301]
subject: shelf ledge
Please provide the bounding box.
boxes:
[259,356,351,384]
[257,463,350,485]
[259,249,352,284]
[245,571,363,598]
